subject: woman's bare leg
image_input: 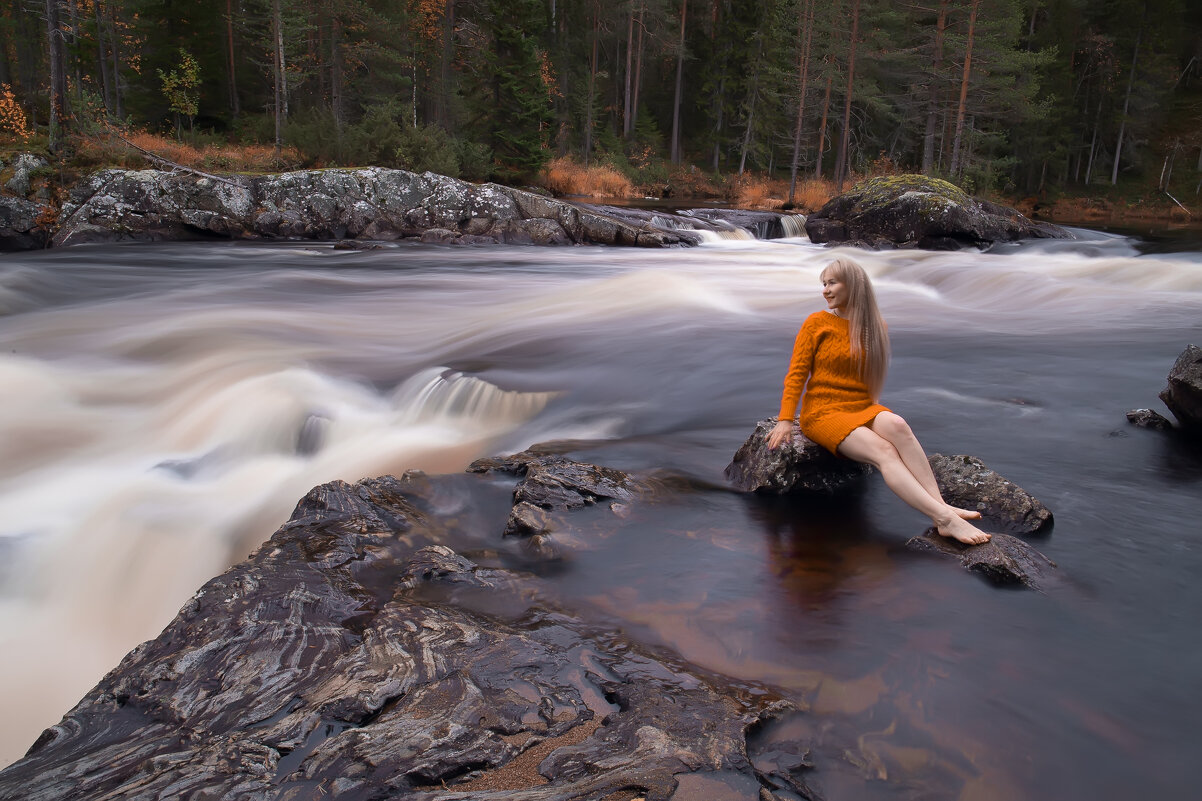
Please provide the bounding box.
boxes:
[867,412,981,521]
[839,426,991,545]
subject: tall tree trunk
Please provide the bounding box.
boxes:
[272,0,286,156]
[921,0,947,174]
[226,0,239,117]
[67,0,82,102]
[949,0,979,177]
[814,71,831,179]
[711,74,724,172]
[670,0,688,164]
[109,1,122,118]
[45,0,68,151]
[440,0,455,128]
[623,4,634,137]
[788,0,815,204]
[584,4,599,166]
[738,32,763,175]
[1111,1,1145,185]
[331,15,344,130]
[833,0,859,191]
[94,0,111,113]
[632,2,645,131]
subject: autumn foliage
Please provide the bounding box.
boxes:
[541,157,633,198]
[0,84,30,141]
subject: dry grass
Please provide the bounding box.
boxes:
[541,157,634,198]
[73,129,302,173]
[724,173,836,211]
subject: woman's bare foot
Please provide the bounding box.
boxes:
[954,506,982,521]
[935,513,992,545]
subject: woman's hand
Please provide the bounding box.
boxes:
[766,419,795,450]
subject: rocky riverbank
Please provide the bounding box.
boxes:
[0,455,820,801]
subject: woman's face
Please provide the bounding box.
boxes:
[820,272,849,312]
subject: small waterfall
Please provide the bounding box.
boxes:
[391,367,559,425]
[779,213,807,238]
[694,227,756,242]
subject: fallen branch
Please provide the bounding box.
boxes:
[106,129,243,188]
[1164,190,1192,217]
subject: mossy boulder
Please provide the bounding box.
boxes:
[805,174,1071,250]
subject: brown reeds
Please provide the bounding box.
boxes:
[541,157,634,198]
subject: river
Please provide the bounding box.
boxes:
[1,232,1200,799]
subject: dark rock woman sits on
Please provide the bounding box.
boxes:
[767,257,990,545]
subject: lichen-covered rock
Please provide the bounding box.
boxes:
[0,474,810,801]
[928,453,1053,535]
[0,194,50,251]
[906,530,1058,590]
[724,418,872,494]
[1126,408,1174,431]
[2,152,49,196]
[804,174,1072,249]
[50,166,692,248]
[1158,344,1202,435]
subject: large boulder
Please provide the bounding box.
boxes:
[0,152,52,251]
[1158,344,1202,435]
[804,174,1072,249]
[50,167,693,248]
[0,471,814,801]
[724,418,873,494]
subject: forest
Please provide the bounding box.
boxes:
[2,0,1201,205]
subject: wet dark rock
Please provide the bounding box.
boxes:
[579,203,791,242]
[906,530,1058,590]
[1158,344,1202,435]
[928,453,1053,535]
[724,418,873,494]
[804,174,1072,250]
[470,451,649,539]
[0,194,49,251]
[1126,408,1174,431]
[49,167,693,249]
[0,473,810,801]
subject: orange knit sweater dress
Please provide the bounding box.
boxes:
[778,310,891,454]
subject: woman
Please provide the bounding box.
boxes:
[766,258,990,545]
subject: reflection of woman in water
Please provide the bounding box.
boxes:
[766,258,991,545]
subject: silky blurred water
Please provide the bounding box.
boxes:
[1,233,1200,799]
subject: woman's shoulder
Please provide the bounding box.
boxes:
[801,310,837,329]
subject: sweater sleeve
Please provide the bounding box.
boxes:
[777,317,817,421]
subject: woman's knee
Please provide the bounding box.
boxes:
[872,411,913,441]
[839,427,900,467]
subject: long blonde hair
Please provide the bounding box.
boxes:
[821,258,891,399]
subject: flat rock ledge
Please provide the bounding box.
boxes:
[0,469,816,801]
[724,418,873,494]
[804,174,1072,250]
[906,531,1059,590]
[49,166,694,249]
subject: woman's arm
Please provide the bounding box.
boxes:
[767,320,816,449]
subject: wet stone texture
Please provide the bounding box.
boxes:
[725,419,873,494]
[0,468,815,801]
[1158,344,1202,435]
[927,453,1054,536]
[906,531,1059,591]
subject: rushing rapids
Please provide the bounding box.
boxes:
[2,232,1201,799]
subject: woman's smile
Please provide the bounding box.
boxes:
[821,276,848,312]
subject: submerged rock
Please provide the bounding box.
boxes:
[1126,408,1174,431]
[725,418,873,494]
[906,530,1058,590]
[1158,344,1202,435]
[928,453,1053,535]
[0,473,812,801]
[470,450,649,539]
[804,174,1071,250]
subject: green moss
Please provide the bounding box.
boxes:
[848,174,970,213]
